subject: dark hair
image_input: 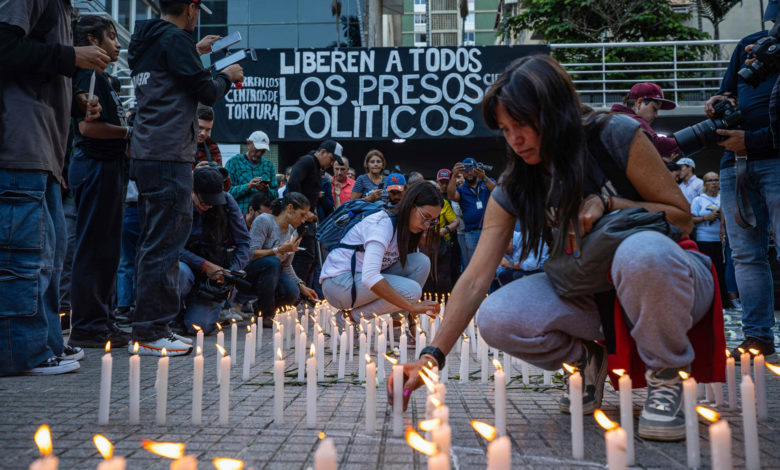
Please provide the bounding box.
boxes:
[73,15,116,48]
[201,205,227,250]
[160,1,188,16]
[249,192,273,212]
[270,191,310,216]
[197,104,214,121]
[482,54,593,260]
[622,95,656,109]
[107,74,121,94]
[390,181,442,268]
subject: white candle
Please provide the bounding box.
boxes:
[273,327,282,361]
[348,323,355,362]
[274,348,285,425]
[243,328,253,381]
[713,382,724,407]
[753,353,766,421]
[218,346,230,425]
[96,457,125,470]
[727,355,737,410]
[459,337,470,383]
[605,427,628,470]
[250,322,257,366]
[569,368,584,459]
[297,330,307,383]
[393,362,403,436]
[504,353,512,385]
[313,436,337,470]
[543,370,552,385]
[170,455,197,470]
[388,318,394,350]
[682,372,700,468]
[338,330,347,379]
[306,344,317,428]
[194,325,204,352]
[377,333,386,383]
[740,350,751,376]
[216,325,224,383]
[419,332,427,355]
[192,347,204,425]
[98,342,112,425]
[155,350,169,425]
[128,342,140,425]
[366,356,376,433]
[317,330,325,381]
[709,419,733,470]
[29,456,58,470]
[428,451,449,470]
[480,336,489,384]
[432,421,451,456]
[400,331,408,364]
[230,320,238,366]
[358,332,367,381]
[521,360,530,386]
[616,371,634,465]
[468,319,476,353]
[256,316,263,352]
[331,324,338,365]
[741,375,760,470]
[493,360,506,436]
[486,435,511,470]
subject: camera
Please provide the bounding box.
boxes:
[462,161,494,172]
[196,269,252,303]
[739,34,780,88]
[672,100,743,157]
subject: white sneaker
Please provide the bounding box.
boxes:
[171,332,193,345]
[22,357,80,375]
[59,345,85,361]
[129,334,193,356]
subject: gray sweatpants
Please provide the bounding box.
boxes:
[477,231,714,371]
[322,252,430,319]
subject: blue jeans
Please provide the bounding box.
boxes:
[130,160,193,342]
[58,192,77,312]
[178,262,222,335]
[243,256,300,318]
[723,236,738,296]
[117,204,139,309]
[68,150,124,336]
[720,158,780,342]
[0,170,66,375]
[461,229,482,268]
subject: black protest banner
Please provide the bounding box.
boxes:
[211,45,549,143]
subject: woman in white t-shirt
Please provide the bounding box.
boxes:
[320,182,443,321]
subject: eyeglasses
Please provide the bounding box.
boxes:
[416,206,439,227]
[704,179,719,183]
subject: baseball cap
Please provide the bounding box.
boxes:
[386,173,406,191]
[764,0,778,22]
[462,157,477,167]
[319,140,345,165]
[436,169,452,181]
[193,167,227,206]
[676,157,696,169]
[247,131,270,151]
[160,0,212,14]
[629,82,677,110]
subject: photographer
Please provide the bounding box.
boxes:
[177,167,250,336]
[447,157,496,267]
[706,0,780,359]
[226,130,278,214]
[611,82,681,160]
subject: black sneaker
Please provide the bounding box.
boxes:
[559,341,608,414]
[638,367,686,441]
[108,324,131,347]
[22,357,80,375]
[730,337,776,363]
[114,306,132,327]
[68,325,130,348]
[59,345,84,361]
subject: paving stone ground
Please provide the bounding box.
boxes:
[1,308,778,469]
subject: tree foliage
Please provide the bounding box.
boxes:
[697,0,742,40]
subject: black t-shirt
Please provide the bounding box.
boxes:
[72,69,127,159]
[286,152,322,211]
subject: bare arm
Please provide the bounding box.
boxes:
[447,173,460,202]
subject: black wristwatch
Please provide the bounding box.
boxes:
[420,346,446,369]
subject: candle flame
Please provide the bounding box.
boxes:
[492,359,503,372]
[105,341,111,353]
[277,348,283,360]
[59,312,66,317]
[216,344,226,356]
[405,428,437,456]
[231,318,236,324]
[766,362,780,376]
[612,369,626,377]
[696,406,720,423]
[430,396,441,408]
[133,342,139,354]
[216,323,222,331]
[738,347,745,354]
[247,325,251,332]
[421,365,439,382]
[678,371,690,380]
[318,432,326,440]
[196,346,202,356]
[462,333,468,340]
[594,409,618,431]
[562,362,576,374]
[34,425,52,456]
[470,421,497,441]
[310,343,316,356]
[725,349,731,358]
[418,418,440,431]
[193,324,201,331]
[93,434,113,460]
[365,354,372,364]
[161,348,167,357]
[213,458,245,470]
[748,348,760,356]
[383,353,398,365]
[419,369,436,393]
[141,439,184,459]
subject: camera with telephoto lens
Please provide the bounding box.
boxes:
[739,35,780,88]
[462,161,494,172]
[672,100,743,157]
[196,269,252,303]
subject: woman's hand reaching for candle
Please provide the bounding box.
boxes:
[387,358,427,411]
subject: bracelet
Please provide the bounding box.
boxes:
[598,194,610,213]
[420,346,446,369]
[125,126,133,140]
[273,247,279,255]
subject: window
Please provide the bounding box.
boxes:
[463,31,475,45]
[414,14,426,25]
[414,0,426,4]
[414,33,427,45]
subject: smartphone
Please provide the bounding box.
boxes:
[213,49,247,71]
[211,31,241,54]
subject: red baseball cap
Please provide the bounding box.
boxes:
[436,169,451,181]
[629,82,676,110]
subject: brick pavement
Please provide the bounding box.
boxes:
[0,308,778,469]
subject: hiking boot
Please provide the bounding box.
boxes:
[59,345,84,361]
[130,334,193,356]
[638,367,686,441]
[559,341,608,414]
[22,357,80,376]
[730,337,776,363]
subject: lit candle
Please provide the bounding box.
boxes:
[365,355,376,434]
[741,374,759,470]
[128,342,140,425]
[313,433,337,470]
[594,410,627,470]
[679,371,700,468]
[377,330,387,383]
[243,326,253,381]
[358,331,367,381]
[273,322,282,359]
[331,322,338,365]
[338,330,347,379]
[274,347,285,425]
[98,341,112,425]
[697,406,732,470]
[317,328,325,381]
[418,332,427,358]
[493,359,506,436]
[230,319,238,366]
[141,440,195,470]
[613,369,634,465]
[405,427,444,470]
[726,350,737,410]
[156,348,169,426]
[387,317,394,350]
[563,363,583,459]
[193,324,203,352]
[250,320,257,366]
[307,344,317,428]
[217,344,230,425]
[432,419,451,459]
[213,458,244,470]
[29,425,57,470]
[472,421,510,470]
[256,315,263,352]
[386,353,403,436]
[192,346,204,425]
[739,347,751,376]
[749,349,766,421]
[400,326,408,363]
[216,323,224,383]
[93,434,125,470]
[480,336,488,384]
[348,322,355,362]
[297,330,307,383]
[459,336,470,383]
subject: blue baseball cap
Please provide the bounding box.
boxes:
[386,173,406,191]
[764,0,778,22]
[462,157,477,166]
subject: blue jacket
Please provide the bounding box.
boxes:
[181,192,250,273]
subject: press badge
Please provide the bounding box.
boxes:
[476,201,483,210]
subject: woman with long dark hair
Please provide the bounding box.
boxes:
[321,182,443,321]
[391,55,720,443]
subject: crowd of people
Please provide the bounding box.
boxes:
[1,0,778,448]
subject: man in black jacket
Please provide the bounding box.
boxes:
[286,140,344,288]
[128,0,242,356]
